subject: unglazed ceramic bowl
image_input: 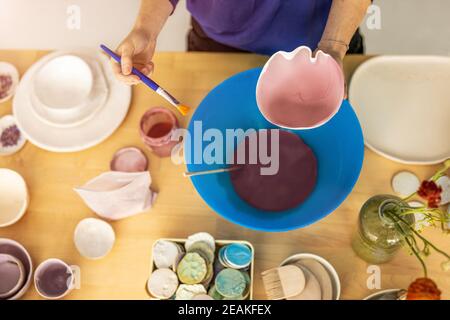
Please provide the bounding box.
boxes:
[74,218,115,260]
[0,169,28,227]
[33,55,93,111]
[30,56,108,128]
[256,46,345,130]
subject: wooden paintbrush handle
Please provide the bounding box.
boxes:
[183,167,239,177]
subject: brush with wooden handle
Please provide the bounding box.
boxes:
[261,265,306,300]
[100,44,190,116]
[183,166,240,177]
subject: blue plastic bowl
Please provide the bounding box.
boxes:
[186,68,364,232]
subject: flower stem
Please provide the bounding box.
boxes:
[387,212,428,277]
[394,214,450,260]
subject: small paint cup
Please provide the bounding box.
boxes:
[0,253,26,299]
[34,259,77,299]
[139,107,180,158]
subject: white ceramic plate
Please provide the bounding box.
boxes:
[349,56,450,165]
[13,50,131,153]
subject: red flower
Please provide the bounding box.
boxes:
[406,277,441,300]
[418,180,442,208]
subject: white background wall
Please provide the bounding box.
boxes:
[0,0,449,55]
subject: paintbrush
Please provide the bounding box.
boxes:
[261,265,306,300]
[183,166,240,177]
[100,44,190,116]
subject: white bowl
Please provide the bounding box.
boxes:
[0,62,20,104]
[29,56,108,128]
[32,55,93,112]
[74,218,115,260]
[0,169,28,227]
[280,253,341,300]
[0,238,33,300]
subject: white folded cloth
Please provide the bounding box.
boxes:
[74,171,156,220]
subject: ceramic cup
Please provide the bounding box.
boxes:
[33,55,93,110]
[34,258,77,300]
[0,253,26,299]
[139,107,180,158]
[0,169,29,227]
[0,238,33,300]
[31,55,95,126]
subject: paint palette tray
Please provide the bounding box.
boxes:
[148,238,254,300]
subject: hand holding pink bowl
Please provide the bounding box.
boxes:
[256,46,345,130]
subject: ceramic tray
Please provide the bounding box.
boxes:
[149,238,255,300]
[349,56,450,164]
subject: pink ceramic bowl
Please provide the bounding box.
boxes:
[256,46,345,129]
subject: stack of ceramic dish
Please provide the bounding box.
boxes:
[0,239,33,300]
[279,253,341,300]
[147,233,254,300]
[13,50,131,152]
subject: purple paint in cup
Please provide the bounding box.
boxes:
[34,259,76,299]
[0,253,25,299]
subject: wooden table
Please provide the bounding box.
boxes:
[0,51,448,300]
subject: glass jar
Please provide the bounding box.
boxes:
[139,107,180,158]
[352,195,415,264]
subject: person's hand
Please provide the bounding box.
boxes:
[316,42,348,99]
[326,52,347,99]
[111,28,156,85]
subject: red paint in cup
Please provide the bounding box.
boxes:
[139,107,180,158]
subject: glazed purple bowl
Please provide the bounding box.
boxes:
[0,238,33,300]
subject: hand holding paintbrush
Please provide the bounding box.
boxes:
[101,44,190,116]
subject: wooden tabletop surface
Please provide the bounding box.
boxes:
[0,51,448,300]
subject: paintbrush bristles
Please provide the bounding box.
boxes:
[261,265,306,300]
[177,104,190,116]
[261,270,288,300]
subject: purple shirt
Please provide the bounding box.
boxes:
[170,0,332,55]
